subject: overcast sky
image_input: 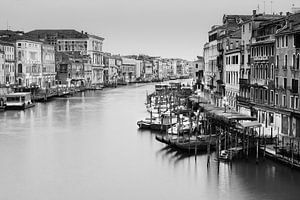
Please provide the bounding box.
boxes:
[0,0,296,60]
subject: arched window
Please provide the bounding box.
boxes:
[265,64,269,79]
[293,54,296,68]
[241,69,244,79]
[297,54,300,69]
[271,64,274,79]
[259,65,264,79]
[17,64,22,74]
[18,51,22,61]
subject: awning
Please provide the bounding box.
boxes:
[237,121,262,129]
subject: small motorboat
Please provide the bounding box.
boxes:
[219,150,229,161]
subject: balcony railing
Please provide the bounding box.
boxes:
[237,96,250,104]
[239,78,250,86]
[290,66,300,71]
[217,43,224,51]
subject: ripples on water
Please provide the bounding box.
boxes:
[0,84,300,200]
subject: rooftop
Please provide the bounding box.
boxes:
[25,29,104,41]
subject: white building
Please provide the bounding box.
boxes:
[57,35,104,85]
[26,30,105,85]
[0,50,4,85]
[41,44,56,88]
[225,50,241,111]
[0,41,15,85]
[16,39,43,86]
[121,58,136,83]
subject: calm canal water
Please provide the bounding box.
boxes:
[1,83,300,200]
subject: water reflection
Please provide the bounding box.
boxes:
[0,84,300,200]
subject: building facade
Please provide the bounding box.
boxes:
[16,39,43,87]
[26,29,105,85]
[0,41,15,85]
[41,44,56,88]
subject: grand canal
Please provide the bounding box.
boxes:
[1,83,300,200]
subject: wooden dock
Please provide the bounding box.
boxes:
[260,145,300,170]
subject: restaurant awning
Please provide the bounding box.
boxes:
[236,121,262,129]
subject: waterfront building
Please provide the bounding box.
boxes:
[26,30,105,85]
[121,57,136,83]
[55,52,90,86]
[0,30,58,87]
[103,53,119,86]
[204,15,251,106]
[41,44,56,88]
[0,41,15,85]
[143,60,153,81]
[192,56,205,91]
[247,15,287,137]
[224,30,242,111]
[16,39,43,86]
[238,11,284,116]
[0,49,4,85]
[274,12,300,140]
[113,55,123,84]
[135,59,142,80]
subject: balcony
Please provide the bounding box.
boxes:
[239,78,250,87]
[241,45,245,51]
[246,44,251,51]
[288,86,299,94]
[237,96,251,104]
[290,65,300,72]
[217,43,224,51]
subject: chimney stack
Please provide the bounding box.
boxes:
[286,12,290,16]
[253,10,257,16]
[280,12,283,16]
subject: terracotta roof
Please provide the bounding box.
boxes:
[0,30,42,43]
[0,40,14,46]
[25,29,89,39]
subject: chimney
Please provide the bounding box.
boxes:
[253,10,257,16]
[85,32,87,35]
[280,12,283,16]
[286,12,290,16]
[289,22,293,30]
[81,30,84,34]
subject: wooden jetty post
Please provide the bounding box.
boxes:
[195,108,201,160]
[188,111,192,154]
[246,129,249,159]
[256,127,260,164]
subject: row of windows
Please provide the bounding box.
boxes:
[242,23,252,33]
[225,55,239,65]
[0,46,14,53]
[276,35,292,48]
[57,45,87,52]
[251,45,274,57]
[225,71,239,85]
[251,64,275,79]
[250,88,299,109]
[276,54,300,69]
[17,43,40,48]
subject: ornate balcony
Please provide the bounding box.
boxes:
[237,96,251,105]
[239,78,250,88]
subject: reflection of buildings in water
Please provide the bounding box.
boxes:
[155,145,204,167]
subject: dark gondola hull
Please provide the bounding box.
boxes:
[137,120,175,131]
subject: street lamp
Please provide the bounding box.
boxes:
[223,96,229,113]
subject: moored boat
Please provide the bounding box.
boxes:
[5,92,35,110]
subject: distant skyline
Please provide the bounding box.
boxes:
[0,0,297,60]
